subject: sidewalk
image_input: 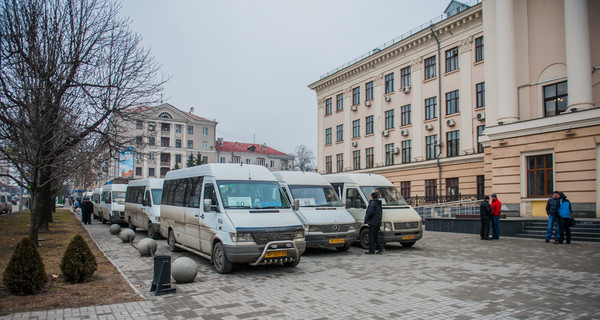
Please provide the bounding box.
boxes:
[2,212,600,319]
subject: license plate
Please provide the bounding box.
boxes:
[265,251,287,258]
[402,235,415,240]
[329,238,345,244]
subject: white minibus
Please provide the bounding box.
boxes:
[325,173,423,248]
[91,188,103,219]
[273,171,356,251]
[125,179,163,239]
[99,183,127,225]
[160,164,306,274]
[0,192,12,214]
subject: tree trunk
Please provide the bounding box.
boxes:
[29,191,41,246]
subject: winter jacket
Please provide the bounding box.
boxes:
[491,198,502,216]
[558,196,572,219]
[545,197,559,216]
[480,201,492,219]
[364,199,383,226]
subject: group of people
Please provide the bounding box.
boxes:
[545,191,573,244]
[479,193,502,240]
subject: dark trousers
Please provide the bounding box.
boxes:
[480,218,491,239]
[558,216,571,243]
[368,224,384,253]
[82,212,91,224]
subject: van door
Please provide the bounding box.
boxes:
[182,177,203,249]
[141,188,152,226]
[200,181,220,254]
[345,187,366,223]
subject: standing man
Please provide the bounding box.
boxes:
[81,198,94,225]
[480,196,492,240]
[490,193,502,240]
[364,192,384,254]
[545,191,560,243]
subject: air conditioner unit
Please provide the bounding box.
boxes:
[425,123,434,131]
[393,147,400,154]
[446,118,456,127]
[476,112,485,121]
[351,105,358,111]
[385,96,391,102]
[365,101,372,107]
[351,141,358,147]
[400,129,409,136]
[402,86,411,94]
[382,130,389,137]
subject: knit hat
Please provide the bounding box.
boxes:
[491,193,497,198]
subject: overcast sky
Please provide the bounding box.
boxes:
[119,0,451,155]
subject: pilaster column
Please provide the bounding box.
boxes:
[496,0,519,124]
[565,0,594,111]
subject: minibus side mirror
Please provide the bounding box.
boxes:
[293,199,300,211]
[345,199,352,209]
[354,199,362,208]
[203,199,212,212]
[142,199,149,206]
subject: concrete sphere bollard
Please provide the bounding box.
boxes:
[109,224,121,235]
[136,238,158,256]
[171,257,198,283]
[119,228,136,243]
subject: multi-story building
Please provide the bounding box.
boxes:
[215,139,294,172]
[309,0,600,218]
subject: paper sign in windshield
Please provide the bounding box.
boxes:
[228,197,252,207]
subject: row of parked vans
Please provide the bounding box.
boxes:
[90,164,423,273]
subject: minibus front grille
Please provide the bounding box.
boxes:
[394,222,420,230]
[252,232,295,244]
[319,224,353,233]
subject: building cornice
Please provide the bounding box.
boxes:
[350,153,484,175]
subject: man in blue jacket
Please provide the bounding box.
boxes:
[364,192,384,254]
[545,191,560,243]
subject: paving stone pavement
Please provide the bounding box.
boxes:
[2,215,600,320]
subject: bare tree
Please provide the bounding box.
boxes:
[293,145,314,172]
[0,0,165,244]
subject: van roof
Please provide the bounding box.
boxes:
[164,163,277,182]
[272,171,330,186]
[92,188,103,194]
[323,173,394,187]
[127,178,164,189]
[101,183,128,192]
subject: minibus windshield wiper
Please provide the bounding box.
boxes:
[260,206,285,209]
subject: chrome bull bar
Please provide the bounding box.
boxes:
[249,240,299,266]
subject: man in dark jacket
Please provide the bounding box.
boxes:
[545,191,560,243]
[80,198,94,225]
[364,192,384,254]
[480,196,492,240]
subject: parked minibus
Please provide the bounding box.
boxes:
[325,173,423,248]
[99,184,127,225]
[91,188,103,219]
[0,192,12,214]
[159,163,306,274]
[273,171,356,251]
[125,179,163,239]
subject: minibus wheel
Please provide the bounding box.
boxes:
[101,215,106,224]
[336,243,351,252]
[212,242,233,274]
[401,241,416,248]
[128,218,136,231]
[148,222,159,239]
[168,229,180,252]
[359,228,370,249]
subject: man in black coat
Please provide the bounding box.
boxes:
[81,198,94,225]
[364,192,384,254]
[480,195,492,240]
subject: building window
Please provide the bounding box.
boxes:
[336,124,343,142]
[148,167,155,177]
[446,90,459,115]
[148,122,155,131]
[202,156,208,164]
[270,160,275,168]
[445,47,459,72]
[425,97,437,120]
[424,56,436,80]
[245,158,250,164]
[401,104,411,126]
[136,136,142,146]
[385,73,394,94]
[385,143,395,166]
[401,66,411,89]
[353,150,361,170]
[336,93,344,111]
[366,147,374,169]
[527,154,554,198]
[160,153,170,166]
[148,152,155,162]
[175,139,182,148]
[175,154,182,164]
[161,123,170,132]
[187,140,193,149]
[426,135,437,160]
[475,36,484,62]
[160,167,169,178]
[401,181,411,201]
[336,153,343,172]
[353,87,360,105]
[385,109,394,130]
[476,82,485,108]
[220,157,226,163]
[477,175,485,200]
[446,130,460,158]
[425,179,437,201]
[446,178,459,200]
[161,137,169,147]
[188,126,193,134]
[366,81,374,101]
[257,158,266,166]
[175,124,182,133]
[365,116,374,135]
[325,128,332,145]
[401,140,411,163]
[325,98,332,115]
[352,120,360,138]
[325,156,332,174]
[135,167,142,176]
[203,127,208,136]
[544,81,568,117]
[136,120,143,130]
[477,125,485,153]
[281,160,289,170]
[230,156,239,164]
[202,141,208,150]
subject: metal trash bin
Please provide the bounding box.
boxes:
[150,255,176,296]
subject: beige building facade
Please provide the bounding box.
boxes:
[309,0,600,218]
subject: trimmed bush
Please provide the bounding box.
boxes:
[60,234,97,283]
[3,237,48,295]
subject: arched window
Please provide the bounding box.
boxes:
[158,112,173,119]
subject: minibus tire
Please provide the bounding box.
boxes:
[283,256,300,268]
[128,219,136,231]
[168,229,180,252]
[212,242,233,274]
[148,222,159,239]
[101,215,106,224]
[359,228,370,249]
[401,241,416,248]
[336,243,352,252]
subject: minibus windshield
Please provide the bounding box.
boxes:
[289,185,342,207]
[218,180,290,209]
[151,189,162,205]
[360,186,409,206]
[113,191,126,204]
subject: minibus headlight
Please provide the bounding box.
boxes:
[308,225,321,232]
[383,222,392,232]
[294,230,304,239]
[230,232,254,242]
[347,224,355,231]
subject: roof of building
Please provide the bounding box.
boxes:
[128,103,215,123]
[216,141,290,157]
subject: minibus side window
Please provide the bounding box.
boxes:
[331,183,344,197]
[187,177,203,207]
[145,190,152,206]
[203,183,220,213]
[345,188,365,209]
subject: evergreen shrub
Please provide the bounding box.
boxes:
[3,237,48,295]
[60,234,97,283]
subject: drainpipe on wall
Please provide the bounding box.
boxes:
[430,25,443,203]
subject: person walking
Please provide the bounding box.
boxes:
[480,196,492,240]
[556,192,573,244]
[364,192,384,254]
[80,198,94,225]
[490,193,502,239]
[545,191,560,243]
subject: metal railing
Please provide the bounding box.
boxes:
[414,197,483,220]
[406,194,481,207]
